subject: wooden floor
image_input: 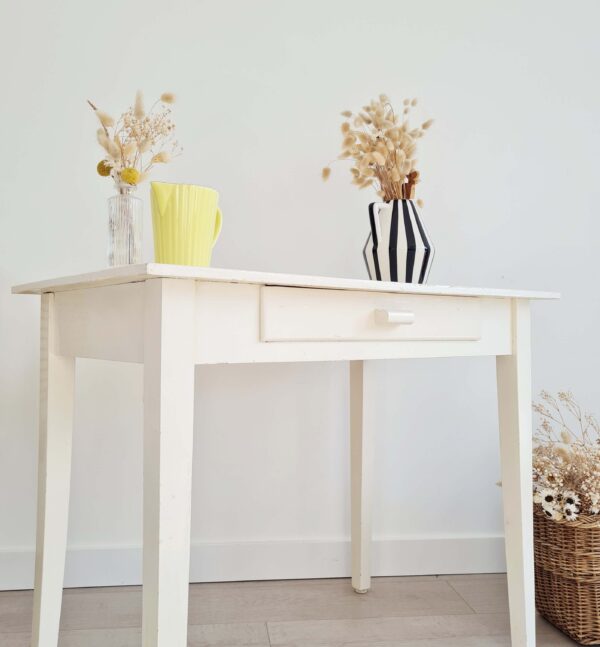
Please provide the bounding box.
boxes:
[0,574,577,646]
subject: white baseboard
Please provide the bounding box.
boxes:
[0,535,506,591]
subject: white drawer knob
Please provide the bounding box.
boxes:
[374,309,415,325]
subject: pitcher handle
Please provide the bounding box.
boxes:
[212,207,223,247]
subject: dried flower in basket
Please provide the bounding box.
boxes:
[88,91,182,186]
[533,391,600,522]
[322,94,433,204]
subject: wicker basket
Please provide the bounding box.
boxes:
[534,506,600,644]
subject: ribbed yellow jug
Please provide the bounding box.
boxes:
[151,182,222,266]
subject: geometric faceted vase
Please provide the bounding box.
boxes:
[363,199,434,284]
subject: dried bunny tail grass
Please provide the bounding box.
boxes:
[122,141,137,159]
[372,152,386,166]
[95,110,115,128]
[160,92,176,104]
[138,139,152,153]
[106,139,121,159]
[134,91,144,118]
[151,151,171,164]
[325,94,433,201]
[97,130,109,150]
[321,167,331,181]
[416,199,424,208]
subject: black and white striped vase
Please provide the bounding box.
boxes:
[363,199,435,284]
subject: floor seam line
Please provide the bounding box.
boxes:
[445,580,478,614]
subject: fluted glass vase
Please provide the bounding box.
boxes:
[107,184,142,266]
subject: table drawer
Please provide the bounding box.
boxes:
[260,286,482,342]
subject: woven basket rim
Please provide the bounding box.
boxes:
[534,504,600,528]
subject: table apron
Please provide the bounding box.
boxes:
[52,279,513,364]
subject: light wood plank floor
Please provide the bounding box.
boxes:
[0,574,578,646]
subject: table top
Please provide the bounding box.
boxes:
[12,263,560,299]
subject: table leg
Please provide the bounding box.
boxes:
[350,360,375,594]
[143,279,197,647]
[31,293,75,647]
[496,299,535,647]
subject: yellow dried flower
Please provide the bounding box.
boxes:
[321,167,331,181]
[160,92,176,104]
[416,199,424,208]
[341,122,351,134]
[422,119,434,130]
[120,167,140,185]
[341,110,352,117]
[97,160,112,176]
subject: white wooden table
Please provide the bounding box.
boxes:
[13,264,558,647]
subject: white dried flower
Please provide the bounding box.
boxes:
[563,503,579,520]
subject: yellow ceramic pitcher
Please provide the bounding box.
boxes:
[151,182,222,266]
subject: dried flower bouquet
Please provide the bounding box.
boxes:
[89,91,181,186]
[322,94,433,204]
[533,391,600,522]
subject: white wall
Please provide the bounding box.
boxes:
[1,0,599,590]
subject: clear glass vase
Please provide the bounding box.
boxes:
[107,184,143,266]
